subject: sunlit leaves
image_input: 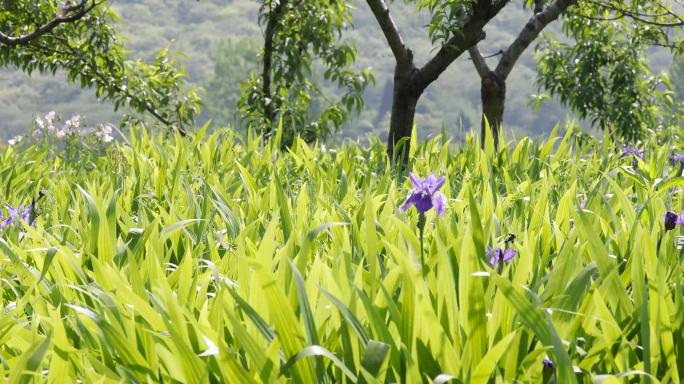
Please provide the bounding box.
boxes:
[412,0,476,46]
[0,128,682,381]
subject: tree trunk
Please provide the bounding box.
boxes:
[387,93,420,164]
[365,0,510,165]
[261,0,288,135]
[475,0,575,148]
[387,58,421,165]
[480,71,506,148]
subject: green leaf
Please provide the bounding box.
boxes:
[358,340,391,384]
[9,334,52,384]
[280,345,358,382]
[273,171,293,240]
[160,219,204,239]
[491,274,576,383]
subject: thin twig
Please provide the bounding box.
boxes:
[0,1,98,46]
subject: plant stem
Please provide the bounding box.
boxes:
[668,163,684,216]
[418,212,426,275]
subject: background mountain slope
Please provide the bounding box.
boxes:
[0,0,675,140]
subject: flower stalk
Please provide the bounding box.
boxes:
[418,212,426,275]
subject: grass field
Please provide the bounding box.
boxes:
[0,125,683,383]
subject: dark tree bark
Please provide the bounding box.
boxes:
[366,0,510,165]
[261,0,288,133]
[387,53,420,161]
[481,71,506,145]
[468,0,575,149]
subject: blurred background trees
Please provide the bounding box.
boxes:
[0,0,681,151]
[203,38,260,130]
[535,2,683,142]
[0,0,200,134]
[236,0,372,147]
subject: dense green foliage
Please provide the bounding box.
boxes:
[238,0,372,145]
[2,1,683,382]
[1,126,683,382]
[0,1,201,133]
[0,1,590,140]
[536,9,682,141]
[1,1,679,143]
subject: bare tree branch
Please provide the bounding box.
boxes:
[0,1,97,46]
[365,0,411,63]
[495,0,576,79]
[468,45,491,78]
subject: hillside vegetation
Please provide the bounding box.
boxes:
[1,0,675,140]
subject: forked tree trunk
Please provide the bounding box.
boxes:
[480,71,505,147]
[468,0,575,149]
[366,0,511,167]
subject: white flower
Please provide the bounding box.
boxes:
[35,117,44,129]
[96,125,114,143]
[44,111,57,132]
[64,115,81,128]
[8,135,22,146]
[55,130,67,140]
[63,115,81,135]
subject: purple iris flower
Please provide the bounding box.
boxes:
[401,173,447,217]
[663,210,684,231]
[487,246,517,266]
[542,358,555,370]
[620,147,644,166]
[1,205,22,228]
[670,153,684,167]
[580,199,588,209]
[1,204,37,228]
